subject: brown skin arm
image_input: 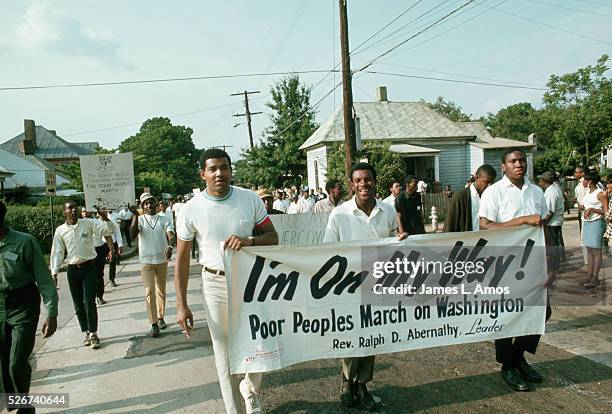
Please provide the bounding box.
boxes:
[165,231,175,260]
[105,236,114,261]
[42,317,57,338]
[174,238,194,338]
[479,214,542,230]
[397,212,406,235]
[130,214,139,240]
[223,220,278,251]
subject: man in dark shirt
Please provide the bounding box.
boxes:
[395,176,425,236]
[0,201,58,411]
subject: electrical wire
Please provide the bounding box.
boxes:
[527,0,612,16]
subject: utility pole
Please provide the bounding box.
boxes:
[339,0,357,184]
[231,90,262,148]
[211,145,234,152]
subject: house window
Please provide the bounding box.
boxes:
[314,159,320,191]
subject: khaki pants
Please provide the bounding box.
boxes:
[141,263,167,324]
[202,270,262,414]
[342,356,375,383]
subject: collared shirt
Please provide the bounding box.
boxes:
[479,175,548,223]
[324,197,397,242]
[544,184,565,226]
[138,214,174,264]
[95,219,123,247]
[0,227,58,318]
[273,199,290,213]
[287,202,299,214]
[50,218,114,274]
[395,191,425,235]
[469,184,481,231]
[314,197,341,213]
[119,209,134,221]
[382,194,396,206]
[296,197,315,213]
[574,177,588,205]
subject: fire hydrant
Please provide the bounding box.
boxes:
[430,206,439,232]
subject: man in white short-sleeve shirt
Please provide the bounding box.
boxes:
[479,148,551,393]
[174,149,278,414]
[324,162,403,412]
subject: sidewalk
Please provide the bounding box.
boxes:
[21,219,612,413]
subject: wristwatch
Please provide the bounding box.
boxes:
[248,236,255,246]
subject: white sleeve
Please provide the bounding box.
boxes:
[50,228,65,275]
[544,189,555,213]
[114,222,123,247]
[323,211,340,242]
[176,206,195,241]
[478,187,498,222]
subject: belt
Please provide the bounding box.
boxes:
[68,259,95,269]
[204,267,225,276]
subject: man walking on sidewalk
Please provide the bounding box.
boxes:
[131,192,175,338]
[51,201,114,350]
[479,148,552,392]
[324,162,403,411]
[175,148,278,414]
[0,201,58,409]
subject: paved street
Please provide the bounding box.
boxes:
[12,216,612,413]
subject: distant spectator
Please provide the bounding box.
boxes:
[383,181,402,207]
[443,185,454,199]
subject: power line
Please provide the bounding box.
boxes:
[0,69,339,92]
[351,0,424,54]
[476,0,612,45]
[362,70,547,90]
[526,0,612,17]
[381,0,507,62]
[356,1,476,73]
[558,0,612,6]
[264,0,310,72]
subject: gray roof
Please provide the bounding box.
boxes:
[0,148,69,189]
[458,121,534,149]
[0,125,98,160]
[300,101,473,150]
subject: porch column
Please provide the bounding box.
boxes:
[434,155,440,182]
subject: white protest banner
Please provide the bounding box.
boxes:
[270,212,330,246]
[80,152,135,211]
[225,226,547,373]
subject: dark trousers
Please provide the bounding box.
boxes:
[0,284,40,398]
[495,304,552,367]
[548,225,562,271]
[94,245,109,299]
[67,261,98,333]
[121,222,132,247]
[109,242,120,282]
[342,356,375,383]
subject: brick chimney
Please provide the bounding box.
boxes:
[21,119,36,155]
[376,86,388,102]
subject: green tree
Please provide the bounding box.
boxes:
[326,142,405,197]
[423,96,471,121]
[235,75,318,188]
[118,117,200,194]
[542,54,612,167]
[484,102,539,142]
[57,145,115,191]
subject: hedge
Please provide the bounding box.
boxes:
[5,205,65,253]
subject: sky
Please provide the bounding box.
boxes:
[0,0,610,162]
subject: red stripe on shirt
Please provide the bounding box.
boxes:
[254,216,271,229]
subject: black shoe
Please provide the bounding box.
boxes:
[96,297,106,305]
[150,324,160,338]
[355,382,377,411]
[158,319,167,330]
[516,359,543,383]
[340,379,354,407]
[110,281,118,287]
[501,368,533,391]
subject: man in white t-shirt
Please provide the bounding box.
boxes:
[131,193,175,338]
[479,148,551,393]
[175,149,278,414]
[382,181,401,206]
[416,178,428,194]
[287,194,300,214]
[324,162,403,411]
[297,189,315,213]
[118,205,134,247]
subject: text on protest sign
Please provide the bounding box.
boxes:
[224,226,547,373]
[269,212,330,246]
[80,152,135,211]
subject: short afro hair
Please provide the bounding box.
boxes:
[199,148,231,170]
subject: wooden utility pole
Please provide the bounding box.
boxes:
[211,145,234,152]
[231,90,262,148]
[339,0,357,183]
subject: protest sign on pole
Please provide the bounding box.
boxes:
[224,226,547,374]
[80,152,135,211]
[269,212,330,246]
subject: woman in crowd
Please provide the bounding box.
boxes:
[581,172,608,288]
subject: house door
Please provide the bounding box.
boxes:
[404,157,435,183]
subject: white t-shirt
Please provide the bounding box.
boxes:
[382,194,396,206]
[324,197,397,242]
[417,181,428,193]
[574,178,588,206]
[287,202,299,214]
[138,214,174,264]
[544,184,565,226]
[297,197,314,213]
[273,199,290,213]
[479,175,548,223]
[172,202,185,219]
[177,186,269,270]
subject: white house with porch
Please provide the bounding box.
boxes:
[300,87,534,192]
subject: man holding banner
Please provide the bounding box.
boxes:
[174,148,278,414]
[324,162,404,411]
[479,148,552,392]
